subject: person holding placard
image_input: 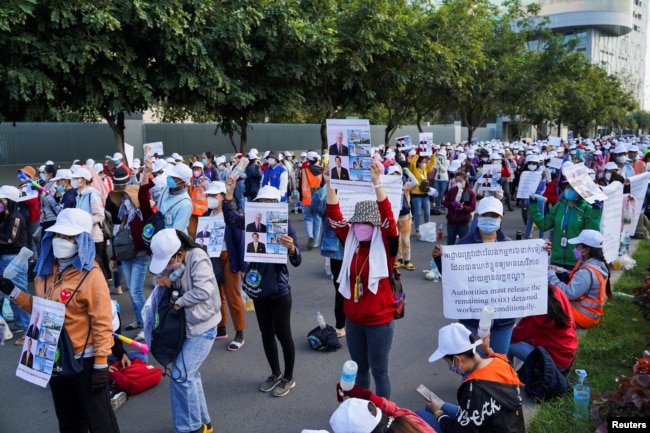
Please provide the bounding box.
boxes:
[441,171,476,245]
[222,182,301,397]
[548,230,611,329]
[325,159,398,398]
[520,155,547,240]
[388,165,415,270]
[529,178,601,269]
[409,153,436,237]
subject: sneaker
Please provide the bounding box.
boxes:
[414,230,420,237]
[307,237,314,250]
[110,286,123,295]
[403,261,415,271]
[135,331,145,341]
[111,391,127,412]
[125,321,140,331]
[272,378,296,397]
[259,374,283,393]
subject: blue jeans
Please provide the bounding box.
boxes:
[120,253,151,327]
[0,254,30,332]
[447,223,469,245]
[525,201,545,239]
[460,319,514,356]
[346,320,395,398]
[170,327,216,433]
[302,204,322,246]
[235,181,246,212]
[434,180,448,209]
[417,402,458,431]
[411,195,429,231]
[509,341,534,363]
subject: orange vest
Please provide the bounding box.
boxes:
[568,261,606,329]
[190,180,208,216]
[301,168,322,206]
[633,159,646,175]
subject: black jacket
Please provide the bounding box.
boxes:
[0,199,28,255]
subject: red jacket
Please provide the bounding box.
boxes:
[23,196,41,224]
[327,198,398,326]
[542,180,559,205]
[511,286,578,369]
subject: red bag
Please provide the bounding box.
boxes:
[109,358,163,395]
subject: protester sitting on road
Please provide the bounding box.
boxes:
[418,323,525,432]
[222,181,302,397]
[509,283,578,373]
[528,179,601,269]
[331,391,437,432]
[432,197,515,355]
[548,229,611,329]
[147,228,221,433]
[203,181,247,350]
[1,208,120,432]
[325,160,398,398]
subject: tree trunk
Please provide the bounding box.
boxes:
[416,114,424,133]
[239,120,248,153]
[228,133,238,153]
[466,126,476,144]
[99,108,126,164]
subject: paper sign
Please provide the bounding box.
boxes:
[418,133,433,149]
[441,240,548,319]
[562,162,607,204]
[16,297,66,388]
[196,215,226,257]
[547,136,562,147]
[623,172,650,234]
[124,143,134,167]
[476,164,501,192]
[335,175,402,223]
[244,202,289,264]
[600,182,624,263]
[143,142,164,160]
[395,135,412,150]
[15,183,38,203]
[516,171,542,199]
[327,119,373,192]
[548,157,564,169]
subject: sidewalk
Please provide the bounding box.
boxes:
[523,238,642,427]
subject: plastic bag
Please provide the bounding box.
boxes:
[419,222,437,242]
[615,254,636,271]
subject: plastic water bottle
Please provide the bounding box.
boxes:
[430,259,440,283]
[2,299,14,322]
[340,360,358,391]
[3,247,33,280]
[573,369,590,419]
[170,290,180,304]
[169,263,186,282]
[436,224,444,241]
[325,258,332,277]
[478,305,495,339]
[623,231,631,255]
[316,311,326,329]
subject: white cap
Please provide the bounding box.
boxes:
[166,157,176,164]
[38,165,46,172]
[171,152,183,161]
[166,163,193,183]
[86,159,96,167]
[132,158,141,169]
[628,145,639,152]
[204,181,226,195]
[45,160,54,166]
[215,155,226,166]
[191,161,204,169]
[307,151,320,162]
[568,229,603,248]
[93,163,104,174]
[457,153,467,162]
[112,152,123,160]
[490,152,502,160]
[448,160,461,173]
[604,161,619,171]
[152,159,168,172]
[72,167,92,181]
[329,398,382,433]
[0,185,20,202]
[149,228,182,274]
[613,144,627,154]
[387,165,402,175]
[46,208,93,236]
[254,185,282,202]
[300,152,307,158]
[428,323,481,363]
[51,169,73,181]
[526,155,540,163]
[476,196,503,216]
[248,149,259,160]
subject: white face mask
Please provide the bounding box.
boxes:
[71,179,80,189]
[207,197,220,209]
[40,173,48,181]
[527,164,537,171]
[267,158,277,166]
[153,174,168,189]
[604,172,612,181]
[52,238,78,259]
[615,156,627,164]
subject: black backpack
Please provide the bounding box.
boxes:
[150,288,186,379]
[307,325,341,352]
[142,212,166,246]
[517,346,570,401]
[113,222,136,261]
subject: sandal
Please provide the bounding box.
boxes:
[14,335,25,346]
[227,339,245,351]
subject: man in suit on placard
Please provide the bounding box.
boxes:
[246,213,267,233]
[329,131,349,156]
[246,232,266,253]
[330,156,350,180]
[26,312,40,340]
[20,338,34,368]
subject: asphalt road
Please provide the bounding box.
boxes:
[0,204,537,433]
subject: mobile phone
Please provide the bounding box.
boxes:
[416,384,444,407]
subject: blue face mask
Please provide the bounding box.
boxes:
[166,176,178,189]
[202,158,208,166]
[56,185,65,194]
[564,189,579,201]
[113,159,120,166]
[449,358,464,376]
[477,217,500,234]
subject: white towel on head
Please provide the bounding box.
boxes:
[337,226,389,299]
